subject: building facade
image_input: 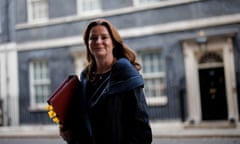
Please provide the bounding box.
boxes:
[0,0,19,126]
[0,0,239,128]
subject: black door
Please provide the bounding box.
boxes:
[199,67,228,120]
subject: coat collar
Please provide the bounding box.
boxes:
[81,58,144,108]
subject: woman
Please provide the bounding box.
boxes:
[60,18,152,144]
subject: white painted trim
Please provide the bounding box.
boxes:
[0,43,17,51]
[29,61,35,110]
[198,62,224,69]
[16,14,240,51]
[223,38,239,121]
[70,48,87,78]
[183,42,201,124]
[26,0,32,22]
[17,36,83,51]
[0,43,19,126]
[120,14,240,38]
[16,0,200,29]
[146,96,168,106]
[133,0,198,7]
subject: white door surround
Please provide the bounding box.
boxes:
[182,34,238,126]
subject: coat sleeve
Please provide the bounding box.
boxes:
[127,87,152,144]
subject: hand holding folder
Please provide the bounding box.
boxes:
[46,75,81,126]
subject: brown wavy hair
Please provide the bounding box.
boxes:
[83,18,141,78]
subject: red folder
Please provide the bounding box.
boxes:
[47,75,81,125]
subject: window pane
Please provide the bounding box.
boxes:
[78,0,101,13]
[141,51,166,99]
[142,52,163,73]
[144,78,166,97]
[31,60,50,106]
[30,0,48,21]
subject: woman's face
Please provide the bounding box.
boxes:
[88,25,114,59]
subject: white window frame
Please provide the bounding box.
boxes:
[27,0,49,23]
[77,0,101,16]
[139,50,167,106]
[29,60,50,111]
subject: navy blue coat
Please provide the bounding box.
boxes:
[70,58,152,144]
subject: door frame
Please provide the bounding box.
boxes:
[182,35,238,125]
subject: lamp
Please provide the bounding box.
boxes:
[196,31,207,51]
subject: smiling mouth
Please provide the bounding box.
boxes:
[95,47,104,50]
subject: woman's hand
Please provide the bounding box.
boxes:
[59,124,73,142]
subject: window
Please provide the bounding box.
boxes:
[77,0,101,15]
[140,50,167,106]
[27,0,48,22]
[29,60,50,110]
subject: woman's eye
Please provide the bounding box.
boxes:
[90,37,97,40]
[89,35,109,41]
[102,35,110,39]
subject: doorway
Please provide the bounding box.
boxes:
[183,36,238,125]
[199,67,228,120]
